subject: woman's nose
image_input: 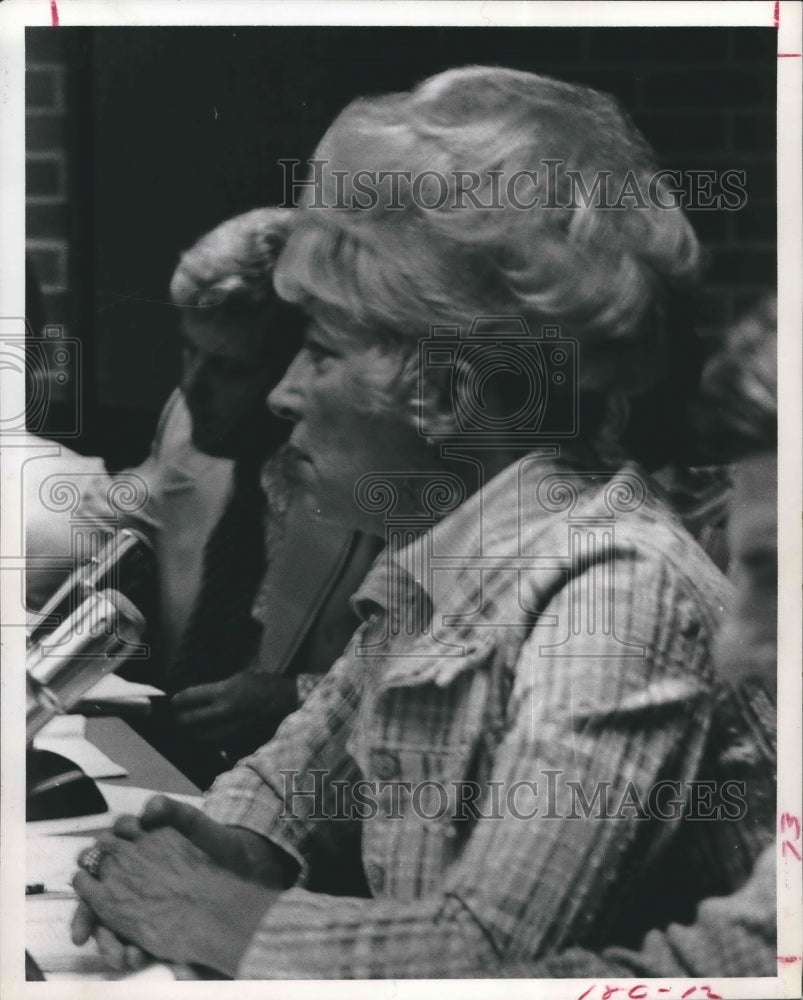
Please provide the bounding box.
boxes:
[267,352,306,422]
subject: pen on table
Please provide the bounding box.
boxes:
[26,883,46,895]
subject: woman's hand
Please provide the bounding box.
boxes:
[171,672,298,748]
[139,795,293,884]
[71,825,277,976]
[71,796,293,972]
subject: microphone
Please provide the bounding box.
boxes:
[26,527,155,649]
[26,587,147,744]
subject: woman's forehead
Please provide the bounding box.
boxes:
[305,305,373,350]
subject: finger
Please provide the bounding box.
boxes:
[172,963,200,980]
[78,833,120,877]
[139,796,230,861]
[76,842,112,881]
[138,793,176,828]
[140,794,204,831]
[70,899,97,945]
[124,944,149,970]
[95,925,127,971]
[112,814,144,841]
[171,683,222,710]
[174,703,228,728]
[93,831,123,856]
[73,868,109,908]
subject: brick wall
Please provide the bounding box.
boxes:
[26,31,72,337]
[607,29,776,331]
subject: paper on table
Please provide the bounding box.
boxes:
[27,834,95,895]
[36,714,85,738]
[34,715,128,779]
[27,897,116,979]
[79,673,165,706]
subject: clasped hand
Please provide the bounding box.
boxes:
[71,795,284,976]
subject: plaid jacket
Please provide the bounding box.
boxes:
[204,453,770,979]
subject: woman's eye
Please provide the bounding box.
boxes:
[306,341,334,369]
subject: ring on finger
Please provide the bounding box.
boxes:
[77,845,108,879]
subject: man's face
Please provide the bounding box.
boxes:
[714,451,777,686]
[179,311,291,459]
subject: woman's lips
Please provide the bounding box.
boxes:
[285,441,313,464]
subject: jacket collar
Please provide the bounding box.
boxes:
[351,448,575,631]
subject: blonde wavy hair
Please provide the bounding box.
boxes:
[274,66,702,438]
[170,207,295,318]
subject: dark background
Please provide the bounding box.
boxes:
[26,26,776,469]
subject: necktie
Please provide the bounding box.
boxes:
[166,458,267,694]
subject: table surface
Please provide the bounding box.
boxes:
[86,717,200,796]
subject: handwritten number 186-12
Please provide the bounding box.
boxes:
[576,986,723,1000]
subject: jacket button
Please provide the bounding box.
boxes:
[365,862,385,894]
[370,750,400,780]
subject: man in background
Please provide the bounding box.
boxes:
[122,209,381,786]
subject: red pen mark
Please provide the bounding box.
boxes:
[681,989,697,999]
[50,0,59,26]
[602,988,623,1000]
[777,955,802,964]
[627,986,648,1000]
[775,1,802,53]
[577,987,596,1000]
[781,812,802,860]
[699,988,722,1000]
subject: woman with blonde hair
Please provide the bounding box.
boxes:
[72,67,768,979]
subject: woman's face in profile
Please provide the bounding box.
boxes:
[268,314,434,534]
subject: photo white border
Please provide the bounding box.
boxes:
[1,2,800,998]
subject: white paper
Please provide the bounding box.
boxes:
[26,834,95,895]
[26,897,115,979]
[34,714,128,779]
[79,673,165,705]
[33,734,128,780]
